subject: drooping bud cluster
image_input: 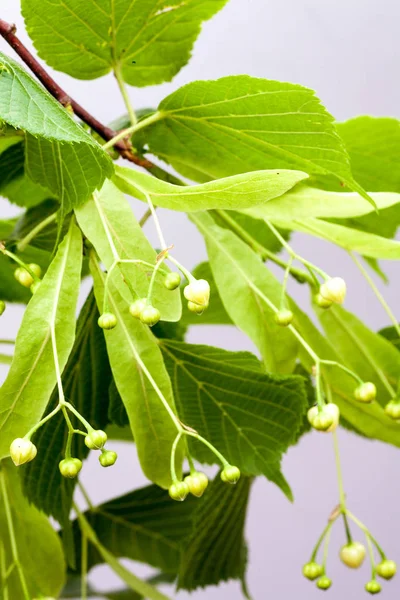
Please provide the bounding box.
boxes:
[307,403,340,432]
[319,277,347,305]
[184,279,210,314]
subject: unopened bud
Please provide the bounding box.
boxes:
[365,580,382,594]
[384,399,400,420]
[302,562,324,580]
[187,300,208,314]
[354,382,377,403]
[340,542,366,569]
[164,272,181,290]
[10,438,37,466]
[59,458,82,479]
[184,472,209,497]
[129,298,147,319]
[85,429,107,450]
[274,309,294,327]
[221,465,241,484]
[169,481,190,501]
[315,293,333,309]
[99,450,118,467]
[316,576,332,590]
[376,559,396,580]
[14,267,34,288]
[184,279,210,307]
[98,312,117,330]
[140,305,161,327]
[319,277,346,304]
[307,404,340,432]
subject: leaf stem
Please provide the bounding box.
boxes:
[16,212,57,252]
[102,112,162,150]
[350,252,400,337]
[170,433,182,483]
[114,65,137,126]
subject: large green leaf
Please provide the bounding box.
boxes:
[0,460,65,598]
[71,483,196,575]
[191,211,298,373]
[274,217,400,259]
[178,473,251,591]
[22,290,112,523]
[0,220,82,458]
[133,76,370,201]
[114,165,308,211]
[91,256,184,488]
[161,340,309,498]
[0,52,112,214]
[317,305,400,405]
[76,179,181,322]
[22,0,228,86]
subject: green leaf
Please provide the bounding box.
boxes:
[178,474,251,591]
[114,165,308,211]
[0,460,65,598]
[22,0,229,87]
[90,256,184,488]
[133,76,371,202]
[0,52,112,215]
[274,217,400,259]
[76,179,181,322]
[22,290,112,523]
[378,325,400,352]
[8,200,64,253]
[71,483,196,575]
[181,262,232,326]
[191,211,298,373]
[161,340,309,498]
[0,219,82,459]
[317,305,400,406]
[291,302,400,447]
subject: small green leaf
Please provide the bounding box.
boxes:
[133,76,371,202]
[0,460,65,598]
[161,340,309,498]
[76,179,181,322]
[191,211,298,373]
[114,165,309,211]
[22,0,229,86]
[0,220,82,458]
[0,52,113,215]
[91,256,184,488]
[178,474,251,591]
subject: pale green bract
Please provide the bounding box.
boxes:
[91,257,184,489]
[21,0,228,86]
[114,165,309,211]
[132,76,372,203]
[0,52,112,215]
[0,461,65,598]
[0,220,82,459]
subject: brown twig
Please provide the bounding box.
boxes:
[0,18,152,169]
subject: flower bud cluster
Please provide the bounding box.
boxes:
[307,403,340,432]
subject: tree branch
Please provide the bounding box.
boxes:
[0,18,152,169]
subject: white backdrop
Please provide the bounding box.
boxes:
[1,1,399,598]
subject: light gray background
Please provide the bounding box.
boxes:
[1,1,399,598]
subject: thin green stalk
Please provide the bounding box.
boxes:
[114,65,137,126]
[146,256,166,305]
[322,524,332,571]
[185,431,230,467]
[63,401,92,432]
[0,340,14,345]
[314,361,324,408]
[170,433,182,483]
[139,207,153,227]
[144,191,167,250]
[24,403,62,439]
[81,530,88,600]
[346,510,386,560]
[0,471,30,600]
[321,360,364,386]
[77,480,95,512]
[51,324,65,403]
[310,521,333,562]
[102,112,162,150]
[65,430,73,459]
[187,449,196,475]
[280,254,293,309]
[350,252,400,337]
[16,213,57,252]
[166,255,195,283]
[332,431,352,544]
[365,531,377,579]
[0,248,40,281]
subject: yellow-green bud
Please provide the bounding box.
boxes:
[384,399,400,420]
[221,465,241,484]
[9,438,37,466]
[187,300,208,314]
[59,458,82,479]
[274,309,294,327]
[99,450,118,467]
[184,279,210,307]
[85,429,108,450]
[354,382,377,403]
[340,542,366,569]
[14,267,34,288]
[140,305,161,327]
[28,263,42,278]
[164,272,181,290]
[129,298,147,319]
[316,576,332,590]
[319,277,346,304]
[315,293,333,309]
[302,562,324,580]
[184,472,209,497]
[98,312,117,330]
[307,403,340,432]
[376,559,396,580]
[169,481,190,501]
[365,580,382,594]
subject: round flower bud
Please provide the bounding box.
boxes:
[99,450,118,467]
[376,559,396,580]
[302,562,324,581]
[187,300,207,315]
[315,293,333,309]
[14,267,34,288]
[30,281,41,295]
[384,400,400,421]
[9,438,37,466]
[129,298,147,319]
[169,481,190,502]
[184,279,210,307]
[274,309,294,327]
[28,263,42,278]
[184,472,209,497]
[140,305,161,327]
[0,300,5,316]
[221,465,241,484]
[354,382,377,403]
[307,403,340,432]
[59,458,82,479]
[316,576,332,590]
[85,429,108,450]
[319,277,347,305]
[164,272,181,290]
[340,542,366,569]
[98,312,117,330]
[365,580,382,595]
